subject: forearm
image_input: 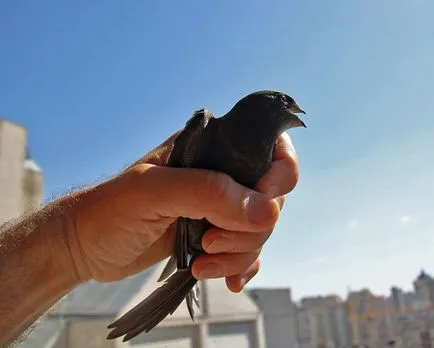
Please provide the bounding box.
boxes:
[0,196,82,346]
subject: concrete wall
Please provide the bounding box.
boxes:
[128,321,259,348]
[249,288,298,348]
[53,319,116,348]
[0,119,43,224]
[23,160,43,211]
[48,319,260,348]
[208,321,259,348]
[0,120,27,223]
[129,325,198,348]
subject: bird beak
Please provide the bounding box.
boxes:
[289,102,306,115]
[284,111,306,129]
[285,102,307,129]
[293,117,307,128]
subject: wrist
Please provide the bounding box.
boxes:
[0,196,84,344]
[52,189,94,284]
[27,196,84,294]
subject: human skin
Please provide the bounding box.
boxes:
[0,131,299,346]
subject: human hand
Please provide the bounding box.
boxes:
[67,131,299,292]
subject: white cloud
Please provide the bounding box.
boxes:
[400,215,411,223]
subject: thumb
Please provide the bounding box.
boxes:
[128,164,281,233]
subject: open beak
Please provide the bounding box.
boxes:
[285,102,307,128]
[289,102,306,115]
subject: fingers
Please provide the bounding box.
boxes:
[189,195,283,287]
[118,132,299,292]
[202,229,269,254]
[190,133,298,291]
[125,165,281,233]
[225,259,260,293]
[274,131,298,162]
[255,132,299,197]
[191,249,260,280]
[200,195,284,254]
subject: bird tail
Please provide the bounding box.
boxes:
[157,255,177,282]
[106,268,197,342]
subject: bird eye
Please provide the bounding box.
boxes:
[276,94,288,106]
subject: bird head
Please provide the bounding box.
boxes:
[228,90,307,131]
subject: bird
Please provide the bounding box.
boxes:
[106,90,306,342]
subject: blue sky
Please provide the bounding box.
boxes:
[1,0,434,300]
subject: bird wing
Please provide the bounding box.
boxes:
[157,108,213,281]
[167,108,212,168]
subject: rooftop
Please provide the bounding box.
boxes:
[415,269,432,281]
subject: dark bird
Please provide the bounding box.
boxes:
[106,90,306,342]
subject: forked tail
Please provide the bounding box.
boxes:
[106,268,197,342]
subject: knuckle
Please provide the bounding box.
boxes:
[238,254,260,276]
[265,203,280,228]
[124,163,152,180]
[260,159,299,197]
[272,158,299,194]
[121,164,169,204]
[118,164,147,192]
[286,158,299,192]
[199,170,232,204]
[246,234,268,251]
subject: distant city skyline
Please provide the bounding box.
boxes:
[293,269,434,303]
[295,269,434,348]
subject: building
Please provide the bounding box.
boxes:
[391,287,406,315]
[248,288,298,348]
[328,301,350,348]
[413,270,434,309]
[346,289,396,348]
[296,305,313,348]
[19,262,267,348]
[0,119,43,223]
[297,296,342,348]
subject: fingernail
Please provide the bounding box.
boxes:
[239,275,250,289]
[244,193,277,224]
[197,263,224,279]
[205,236,235,253]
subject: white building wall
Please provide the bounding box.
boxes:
[249,288,298,348]
[23,158,43,211]
[296,306,313,348]
[127,326,197,348]
[0,119,43,224]
[329,305,349,348]
[208,321,258,348]
[0,120,27,223]
[121,321,259,348]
